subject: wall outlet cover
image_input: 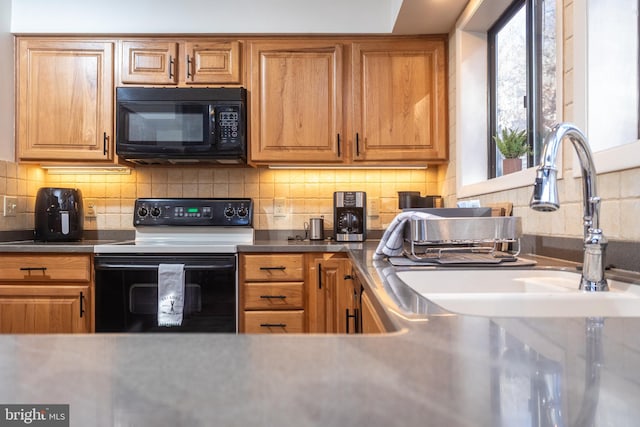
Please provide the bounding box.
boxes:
[3,196,17,217]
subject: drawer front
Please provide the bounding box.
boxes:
[244,282,304,310]
[0,255,91,282]
[242,254,304,281]
[243,310,304,333]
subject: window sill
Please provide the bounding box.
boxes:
[457,167,537,199]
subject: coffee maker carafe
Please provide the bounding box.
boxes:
[334,191,366,242]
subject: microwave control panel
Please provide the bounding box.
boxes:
[215,106,242,147]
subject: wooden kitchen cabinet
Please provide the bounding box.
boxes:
[247,36,447,166]
[350,38,448,163]
[120,39,242,86]
[16,38,114,162]
[247,40,344,163]
[239,253,305,333]
[307,254,353,333]
[360,288,386,334]
[0,254,92,334]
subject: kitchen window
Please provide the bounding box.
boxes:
[488,0,557,178]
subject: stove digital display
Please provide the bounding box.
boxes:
[187,208,199,213]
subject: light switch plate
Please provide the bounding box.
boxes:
[274,198,287,217]
[3,196,17,217]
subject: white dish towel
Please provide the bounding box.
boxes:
[373,211,439,260]
[157,263,186,327]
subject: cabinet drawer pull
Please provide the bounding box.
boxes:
[103,132,108,155]
[337,134,341,157]
[79,291,85,318]
[20,267,47,272]
[186,54,193,78]
[260,323,287,328]
[260,295,287,299]
[355,132,361,156]
[259,266,286,271]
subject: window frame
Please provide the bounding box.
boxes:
[487,0,528,178]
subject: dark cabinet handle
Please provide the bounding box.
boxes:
[79,291,85,318]
[337,134,341,157]
[20,267,47,272]
[346,308,358,334]
[259,266,286,271]
[260,323,286,328]
[103,132,108,155]
[169,55,175,79]
[186,55,193,79]
[317,263,322,289]
[260,295,287,299]
[355,133,360,157]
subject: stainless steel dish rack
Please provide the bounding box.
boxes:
[404,216,522,264]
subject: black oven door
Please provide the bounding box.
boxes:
[94,255,237,333]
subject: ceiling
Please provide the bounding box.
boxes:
[10,0,470,35]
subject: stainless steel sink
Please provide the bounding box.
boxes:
[394,269,640,317]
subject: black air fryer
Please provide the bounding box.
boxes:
[34,188,84,242]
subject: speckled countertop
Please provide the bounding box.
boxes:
[1,240,639,426]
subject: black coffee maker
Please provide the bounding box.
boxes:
[34,187,84,242]
[333,191,366,242]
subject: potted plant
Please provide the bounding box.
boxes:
[493,127,529,174]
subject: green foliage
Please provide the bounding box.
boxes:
[493,127,530,159]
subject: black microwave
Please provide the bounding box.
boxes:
[116,87,247,165]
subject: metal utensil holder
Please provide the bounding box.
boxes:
[405,217,522,263]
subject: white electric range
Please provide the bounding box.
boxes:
[93,198,254,333]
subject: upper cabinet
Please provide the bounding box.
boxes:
[351,38,448,163]
[248,36,448,166]
[16,38,114,162]
[248,40,344,163]
[120,39,242,86]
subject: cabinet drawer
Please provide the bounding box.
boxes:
[0,255,91,282]
[242,254,304,281]
[244,282,303,310]
[243,310,304,333]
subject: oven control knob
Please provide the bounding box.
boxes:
[224,207,235,217]
[137,207,148,218]
[237,207,248,217]
[150,207,161,217]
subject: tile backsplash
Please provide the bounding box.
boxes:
[0,163,440,232]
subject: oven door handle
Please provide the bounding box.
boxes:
[95,263,235,271]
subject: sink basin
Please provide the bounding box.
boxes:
[394,269,640,317]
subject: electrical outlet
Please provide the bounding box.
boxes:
[3,196,17,217]
[274,198,287,217]
[368,197,380,217]
[85,199,98,218]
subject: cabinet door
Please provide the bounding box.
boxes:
[351,38,448,163]
[121,40,179,84]
[184,41,241,84]
[248,41,344,163]
[361,289,385,334]
[0,285,90,334]
[309,257,351,333]
[17,39,114,161]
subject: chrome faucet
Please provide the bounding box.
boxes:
[530,122,609,291]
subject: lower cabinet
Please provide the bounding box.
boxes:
[239,253,305,333]
[0,254,93,334]
[239,251,387,334]
[360,288,386,334]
